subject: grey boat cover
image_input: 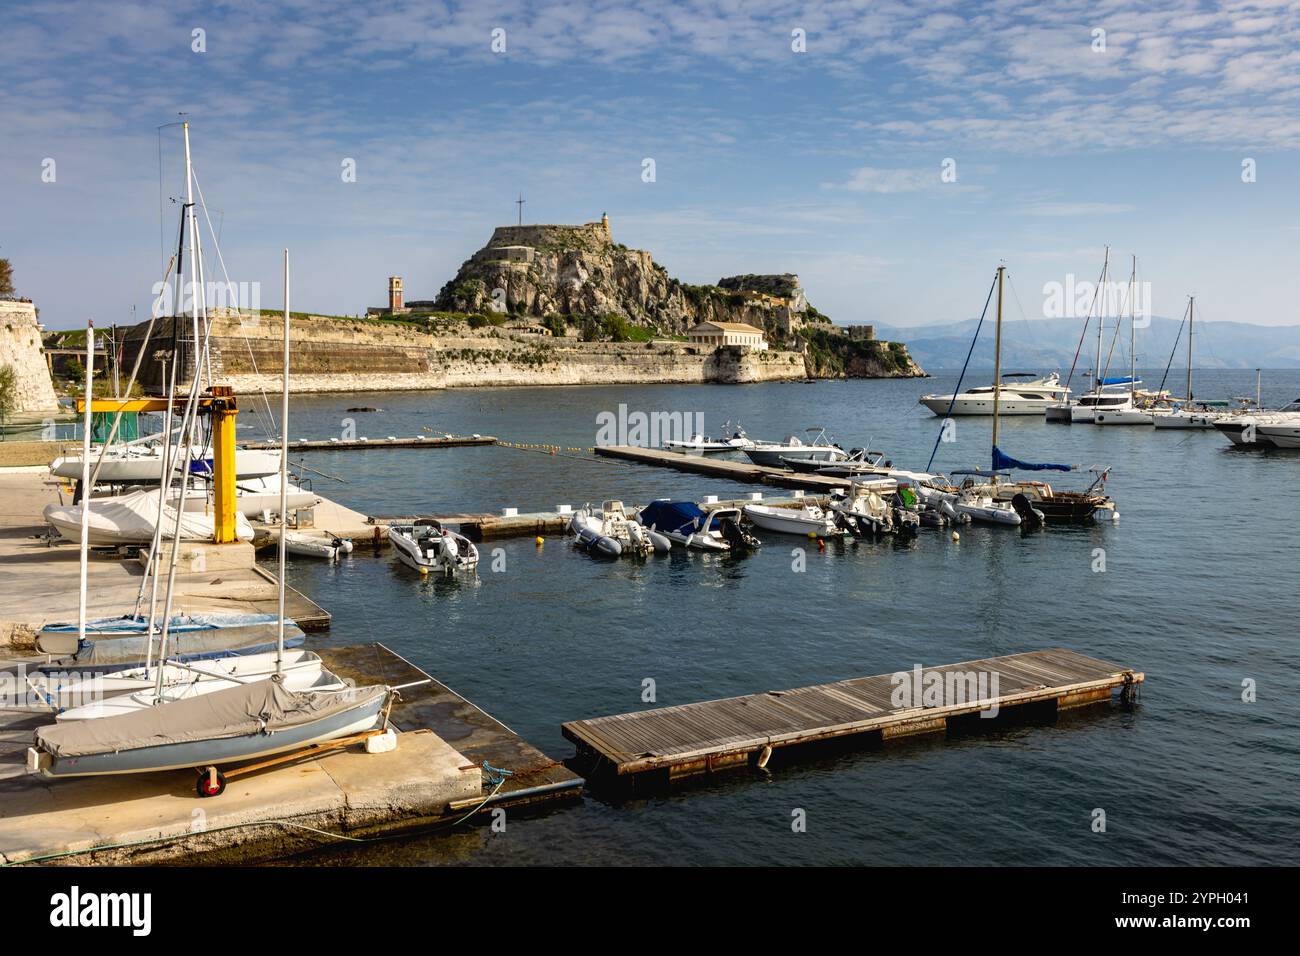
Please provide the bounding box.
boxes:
[35,679,387,758]
[37,622,306,666]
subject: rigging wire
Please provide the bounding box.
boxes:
[190,166,278,440]
[925,270,998,473]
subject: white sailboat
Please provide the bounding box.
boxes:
[1151,297,1221,429]
[28,229,391,792]
[1094,256,1155,425]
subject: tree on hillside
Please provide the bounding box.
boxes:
[0,365,17,423]
[0,258,13,296]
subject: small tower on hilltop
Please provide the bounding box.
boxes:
[601,212,610,238]
[388,276,404,313]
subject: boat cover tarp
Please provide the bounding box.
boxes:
[35,679,386,758]
[991,446,1072,473]
[639,500,720,535]
[43,488,255,544]
[37,623,305,667]
[1098,377,1136,385]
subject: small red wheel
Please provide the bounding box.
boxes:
[196,767,226,798]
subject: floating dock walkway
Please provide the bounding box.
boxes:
[242,434,496,452]
[592,445,854,492]
[564,649,1142,784]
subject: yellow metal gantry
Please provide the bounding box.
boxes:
[77,385,241,543]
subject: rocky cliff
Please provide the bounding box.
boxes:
[119,313,810,394]
[0,299,60,417]
[429,220,924,378]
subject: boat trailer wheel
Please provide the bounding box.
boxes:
[196,766,226,798]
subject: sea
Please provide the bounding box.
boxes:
[248,369,1299,865]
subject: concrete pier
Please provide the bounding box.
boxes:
[0,643,583,865]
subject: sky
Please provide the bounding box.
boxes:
[2,0,1298,332]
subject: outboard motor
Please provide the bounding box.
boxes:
[718,515,759,551]
[1010,493,1045,531]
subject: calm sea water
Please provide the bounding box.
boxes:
[252,370,1300,866]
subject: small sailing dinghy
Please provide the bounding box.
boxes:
[33,648,334,717]
[43,488,257,545]
[35,613,306,666]
[637,500,759,552]
[27,677,390,783]
[388,520,480,573]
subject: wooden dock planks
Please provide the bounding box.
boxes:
[592,444,853,492]
[563,649,1143,780]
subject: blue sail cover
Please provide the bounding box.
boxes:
[639,500,716,535]
[991,445,1072,473]
[1098,376,1135,385]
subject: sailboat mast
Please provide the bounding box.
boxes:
[1128,255,1136,402]
[276,250,290,676]
[1095,247,1108,393]
[1187,296,1194,405]
[992,265,1005,452]
[77,320,95,646]
[183,121,200,385]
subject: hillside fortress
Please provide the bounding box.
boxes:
[117,214,922,395]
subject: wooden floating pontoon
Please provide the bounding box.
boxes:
[563,649,1142,783]
[593,444,853,492]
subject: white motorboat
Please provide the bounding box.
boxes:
[662,423,755,454]
[388,521,479,573]
[743,428,849,468]
[571,501,671,557]
[742,503,841,537]
[828,478,903,535]
[920,373,1069,417]
[51,441,281,484]
[43,488,256,544]
[1216,400,1300,448]
[637,500,759,551]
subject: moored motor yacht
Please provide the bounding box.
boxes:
[1215,399,1300,448]
[920,373,1069,417]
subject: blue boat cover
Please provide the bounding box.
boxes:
[1098,376,1135,385]
[991,445,1072,473]
[639,500,719,535]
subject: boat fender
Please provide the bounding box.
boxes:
[952,531,960,542]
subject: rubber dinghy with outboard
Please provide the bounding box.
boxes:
[636,500,759,551]
[570,501,670,557]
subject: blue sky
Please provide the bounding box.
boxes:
[2,0,1298,331]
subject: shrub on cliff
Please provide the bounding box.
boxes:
[0,365,16,422]
[0,259,13,297]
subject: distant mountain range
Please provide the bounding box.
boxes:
[873,317,1300,370]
